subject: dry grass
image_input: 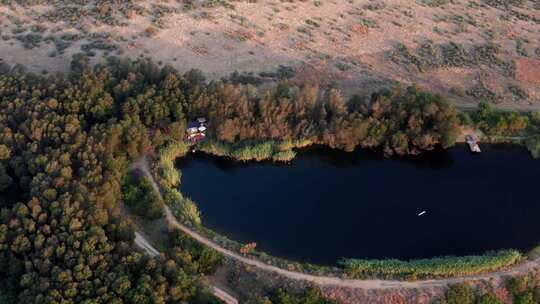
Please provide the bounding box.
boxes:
[0,0,539,109]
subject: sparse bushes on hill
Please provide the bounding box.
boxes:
[390,41,510,73]
[482,0,524,8]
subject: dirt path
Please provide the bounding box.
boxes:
[133,230,239,304]
[134,232,160,257]
[131,158,238,304]
[132,156,540,290]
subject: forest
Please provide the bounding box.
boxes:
[0,55,533,303]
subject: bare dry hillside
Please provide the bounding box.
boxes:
[0,0,539,109]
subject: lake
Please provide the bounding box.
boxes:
[177,145,540,265]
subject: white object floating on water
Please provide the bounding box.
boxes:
[418,211,427,216]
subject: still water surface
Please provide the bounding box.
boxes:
[177,145,540,265]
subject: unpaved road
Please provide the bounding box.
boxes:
[132,156,540,290]
[133,231,239,304]
[134,232,160,257]
[131,159,238,304]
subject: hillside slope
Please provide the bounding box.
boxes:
[0,0,539,109]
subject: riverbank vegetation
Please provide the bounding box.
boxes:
[340,250,522,280]
[197,139,312,162]
[467,102,540,157]
[153,140,202,225]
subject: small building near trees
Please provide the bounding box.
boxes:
[186,118,207,144]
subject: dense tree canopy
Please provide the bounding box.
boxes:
[193,81,460,155]
[0,57,206,303]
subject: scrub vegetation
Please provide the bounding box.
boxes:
[2,0,539,109]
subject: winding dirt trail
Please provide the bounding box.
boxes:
[133,230,239,304]
[132,156,540,290]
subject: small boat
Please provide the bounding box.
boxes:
[418,211,427,216]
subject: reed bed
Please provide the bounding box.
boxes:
[340,250,522,280]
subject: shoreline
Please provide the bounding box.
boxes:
[147,138,538,282]
[133,156,540,289]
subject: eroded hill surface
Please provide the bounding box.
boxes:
[0,0,539,109]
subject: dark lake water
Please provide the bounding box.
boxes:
[177,145,540,265]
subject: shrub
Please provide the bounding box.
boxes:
[122,173,163,219]
[144,26,159,37]
[163,188,201,226]
[471,102,530,136]
[446,283,474,304]
[168,229,223,275]
[476,292,502,304]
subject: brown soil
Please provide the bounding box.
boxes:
[516,59,540,86]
